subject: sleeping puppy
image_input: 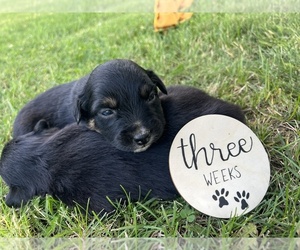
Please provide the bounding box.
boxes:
[0,86,245,213]
[13,59,167,152]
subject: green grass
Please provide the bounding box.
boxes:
[0,13,299,238]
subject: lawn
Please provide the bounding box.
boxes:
[0,12,299,239]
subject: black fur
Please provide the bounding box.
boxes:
[13,59,167,152]
[1,86,245,213]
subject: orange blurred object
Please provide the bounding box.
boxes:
[154,0,194,32]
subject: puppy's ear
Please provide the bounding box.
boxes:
[146,70,168,95]
[33,119,50,133]
[75,94,90,124]
[75,98,82,124]
[74,71,96,124]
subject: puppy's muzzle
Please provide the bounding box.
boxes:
[134,129,151,146]
[119,124,157,152]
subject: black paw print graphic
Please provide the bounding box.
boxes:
[212,188,229,208]
[234,190,250,210]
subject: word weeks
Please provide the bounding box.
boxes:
[203,166,241,186]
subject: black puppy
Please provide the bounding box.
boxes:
[13,59,167,152]
[1,86,245,213]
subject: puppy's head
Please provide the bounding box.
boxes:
[76,59,167,152]
[0,120,53,207]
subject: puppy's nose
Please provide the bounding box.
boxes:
[134,130,151,146]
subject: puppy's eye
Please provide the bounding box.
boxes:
[100,109,115,117]
[147,92,157,102]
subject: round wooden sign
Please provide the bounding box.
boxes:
[169,115,270,218]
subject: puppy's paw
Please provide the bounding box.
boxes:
[5,187,33,208]
[33,119,50,133]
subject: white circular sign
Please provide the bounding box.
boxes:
[169,115,270,218]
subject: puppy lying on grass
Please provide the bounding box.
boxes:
[13,59,167,153]
[1,86,245,214]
